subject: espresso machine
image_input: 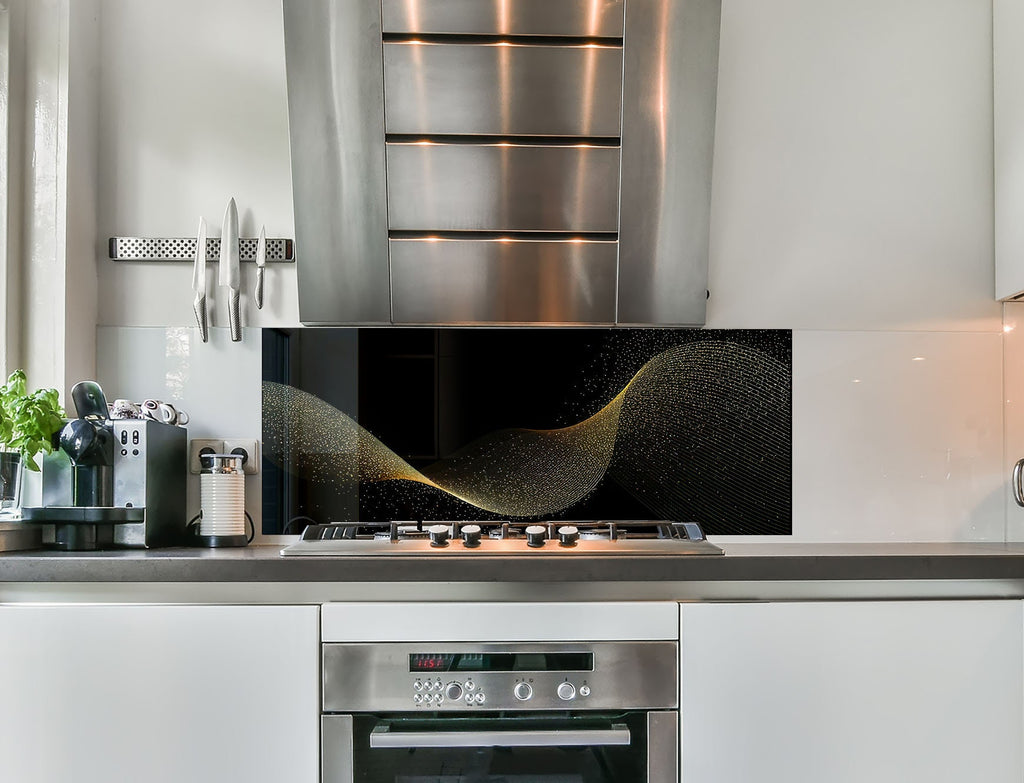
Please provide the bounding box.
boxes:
[22,381,187,550]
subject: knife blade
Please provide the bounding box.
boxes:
[254,224,266,310]
[192,217,208,342]
[219,197,241,342]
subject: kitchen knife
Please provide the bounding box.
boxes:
[254,224,266,310]
[192,217,209,342]
[219,197,241,342]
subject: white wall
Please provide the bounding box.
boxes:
[93,0,1004,542]
[96,0,297,328]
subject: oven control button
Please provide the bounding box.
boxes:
[465,680,475,691]
[579,685,591,697]
[413,680,423,691]
[461,524,482,548]
[413,694,422,705]
[465,694,474,705]
[474,692,486,705]
[525,525,547,548]
[557,525,579,547]
[513,682,533,701]
[557,682,576,701]
[446,682,464,701]
[434,693,443,704]
[428,524,450,547]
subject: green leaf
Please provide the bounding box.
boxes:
[0,370,65,470]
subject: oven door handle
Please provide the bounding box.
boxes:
[369,723,632,749]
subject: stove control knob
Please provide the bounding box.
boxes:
[428,524,450,547]
[514,682,533,701]
[557,525,579,547]
[557,682,576,701]
[446,682,464,701]
[525,525,547,548]
[461,524,482,548]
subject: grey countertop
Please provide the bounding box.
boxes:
[3,542,1024,584]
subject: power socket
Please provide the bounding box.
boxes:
[189,439,224,474]
[222,438,260,475]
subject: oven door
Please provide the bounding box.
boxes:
[323,711,677,783]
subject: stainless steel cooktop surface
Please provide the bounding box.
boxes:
[280,520,723,557]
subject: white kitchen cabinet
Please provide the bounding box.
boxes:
[679,601,1023,783]
[996,0,1024,299]
[0,604,319,783]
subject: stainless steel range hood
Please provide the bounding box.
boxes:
[283,0,721,326]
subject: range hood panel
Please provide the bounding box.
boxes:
[283,0,392,325]
[386,143,622,233]
[390,239,617,324]
[383,42,624,138]
[284,0,720,326]
[381,0,626,38]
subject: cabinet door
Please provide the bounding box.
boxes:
[0,604,319,783]
[680,601,1023,783]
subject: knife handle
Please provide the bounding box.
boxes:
[228,289,241,342]
[193,294,209,343]
[255,267,265,310]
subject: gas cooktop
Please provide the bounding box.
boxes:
[280,520,723,557]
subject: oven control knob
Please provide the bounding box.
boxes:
[514,682,533,701]
[557,525,579,547]
[557,682,576,701]
[461,524,482,548]
[446,682,464,701]
[428,524,450,547]
[579,685,591,697]
[525,525,547,548]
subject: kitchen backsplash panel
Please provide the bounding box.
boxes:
[262,329,793,535]
[95,325,1004,543]
[1003,302,1024,541]
[96,327,264,530]
[789,330,1004,543]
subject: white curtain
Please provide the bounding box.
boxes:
[0,1,12,380]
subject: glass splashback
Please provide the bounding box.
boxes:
[262,328,792,535]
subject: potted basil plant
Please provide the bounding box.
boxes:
[0,370,65,515]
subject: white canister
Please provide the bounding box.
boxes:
[199,453,247,546]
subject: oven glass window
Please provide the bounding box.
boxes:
[350,713,647,783]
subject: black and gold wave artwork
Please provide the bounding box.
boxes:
[263,340,791,535]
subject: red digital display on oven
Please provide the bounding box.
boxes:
[410,654,454,672]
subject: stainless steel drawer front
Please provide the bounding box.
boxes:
[390,239,617,323]
[384,42,623,137]
[322,641,678,713]
[386,143,621,232]
[382,0,625,37]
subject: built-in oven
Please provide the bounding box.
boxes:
[321,641,678,783]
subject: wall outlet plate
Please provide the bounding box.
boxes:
[189,439,224,474]
[223,438,260,475]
